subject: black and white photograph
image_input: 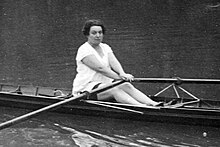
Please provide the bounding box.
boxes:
[0,0,220,146]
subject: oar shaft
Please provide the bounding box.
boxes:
[0,94,82,130]
[0,80,125,130]
[86,101,144,114]
[133,78,220,84]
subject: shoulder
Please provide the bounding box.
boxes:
[77,42,94,53]
[78,42,91,50]
[100,43,113,53]
[76,42,94,60]
[100,42,111,48]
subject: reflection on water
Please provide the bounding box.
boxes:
[0,128,73,147]
[0,107,219,147]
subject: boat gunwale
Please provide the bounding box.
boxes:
[0,91,220,114]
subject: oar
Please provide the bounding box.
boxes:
[85,100,160,109]
[85,100,144,114]
[133,78,220,84]
[0,80,125,130]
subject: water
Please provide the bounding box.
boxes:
[0,107,220,147]
[0,0,220,146]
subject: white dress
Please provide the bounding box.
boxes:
[72,42,113,95]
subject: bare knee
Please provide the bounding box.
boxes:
[118,82,134,90]
[108,87,123,96]
[97,87,121,100]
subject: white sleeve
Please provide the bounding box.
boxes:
[76,44,94,61]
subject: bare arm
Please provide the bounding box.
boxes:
[108,52,134,81]
[108,52,125,75]
[82,54,122,80]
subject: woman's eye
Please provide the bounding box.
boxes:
[90,31,102,35]
[91,32,97,35]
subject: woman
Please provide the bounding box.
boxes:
[72,19,162,106]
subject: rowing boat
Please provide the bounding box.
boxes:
[0,78,220,128]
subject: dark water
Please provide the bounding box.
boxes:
[0,107,220,147]
[0,0,220,146]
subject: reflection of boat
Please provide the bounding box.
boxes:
[0,78,220,127]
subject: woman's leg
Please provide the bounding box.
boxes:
[97,87,145,105]
[118,82,159,106]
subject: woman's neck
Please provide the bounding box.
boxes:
[88,42,104,57]
[88,42,100,49]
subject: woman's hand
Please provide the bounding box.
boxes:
[119,73,134,82]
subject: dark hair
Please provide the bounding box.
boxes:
[82,19,106,36]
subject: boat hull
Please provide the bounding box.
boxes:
[0,92,220,127]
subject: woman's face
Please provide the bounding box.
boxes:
[87,26,103,46]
